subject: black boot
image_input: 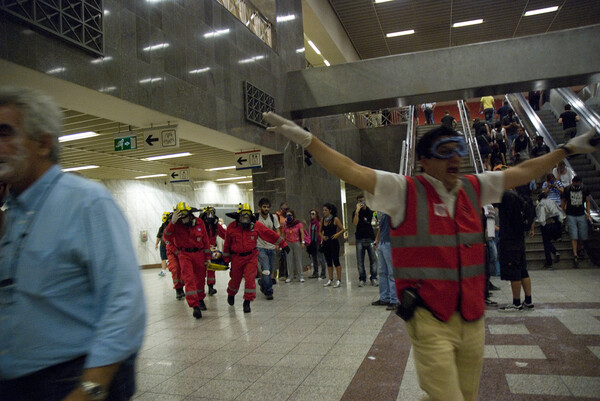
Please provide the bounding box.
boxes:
[208,285,217,295]
[198,300,207,311]
[243,300,251,313]
[176,288,185,300]
[227,295,235,305]
[192,306,202,319]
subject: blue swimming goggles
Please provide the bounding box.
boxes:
[430,136,468,159]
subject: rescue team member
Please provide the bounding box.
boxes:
[155,211,169,277]
[263,111,598,401]
[162,210,185,300]
[200,206,227,295]
[163,202,211,319]
[223,203,290,313]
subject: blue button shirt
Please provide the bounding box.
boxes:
[0,165,146,379]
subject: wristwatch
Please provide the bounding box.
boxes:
[80,381,108,400]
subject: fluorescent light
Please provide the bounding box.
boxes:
[204,29,230,38]
[375,0,394,3]
[59,131,99,142]
[524,6,559,16]
[139,77,163,84]
[142,43,170,52]
[239,55,265,64]
[323,60,330,66]
[91,56,113,64]
[216,176,250,181]
[99,86,117,92]
[452,19,483,28]
[62,165,99,172]
[237,180,252,184]
[296,47,305,53]
[189,67,210,74]
[206,166,236,171]
[46,67,65,74]
[277,15,296,22]
[143,152,192,161]
[307,40,321,55]
[265,177,286,182]
[135,174,167,179]
[386,30,415,38]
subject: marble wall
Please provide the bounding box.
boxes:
[102,179,251,266]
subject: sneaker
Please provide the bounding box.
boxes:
[243,300,251,313]
[266,294,274,300]
[333,280,341,288]
[323,280,332,287]
[175,288,185,300]
[371,299,388,306]
[488,282,500,291]
[300,278,305,283]
[193,306,202,319]
[499,304,523,312]
[371,279,378,287]
[320,275,326,280]
[573,256,580,269]
[523,302,535,310]
[158,270,166,277]
[485,298,498,306]
[285,278,292,283]
[198,300,207,311]
[279,276,287,281]
[358,280,365,287]
[309,274,318,279]
[553,252,560,264]
[386,303,399,311]
[227,295,235,305]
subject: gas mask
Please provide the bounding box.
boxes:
[239,212,252,229]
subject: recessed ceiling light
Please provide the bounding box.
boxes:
[323,60,331,66]
[452,19,483,28]
[374,0,394,3]
[62,165,99,172]
[216,176,251,181]
[524,6,559,16]
[143,152,192,161]
[206,166,236,171]
[59,131,99,142]
[386,30,415,38]
[307,40,321,55]
[135,174,167,179]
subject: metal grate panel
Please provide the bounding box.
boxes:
[244,81,275,128]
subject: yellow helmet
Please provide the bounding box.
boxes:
[239,203,252,216]
[161,211,171,223]
[175,201,192,215]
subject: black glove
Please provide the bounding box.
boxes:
[282,245,291,254]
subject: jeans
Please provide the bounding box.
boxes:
[257,248,276,296]
[356,239,377,281]
[540,222,559,265]
[0,354,136,401]
[484,108,494,125]
[424,109,434,124]
[309,246,327,277]
[486,239,498,276]
[376,242,398,303]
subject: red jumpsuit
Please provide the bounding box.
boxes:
[164,242,183,289]
[223,221,287,302]
[163,217,211,308]
[206,223,227,286]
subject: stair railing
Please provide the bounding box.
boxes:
[457,99,484,174]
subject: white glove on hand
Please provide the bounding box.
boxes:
[171,211,181,224]
[565,129,599,154]
[263,112,313,148]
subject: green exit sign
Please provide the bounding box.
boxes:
[114,136,137,151]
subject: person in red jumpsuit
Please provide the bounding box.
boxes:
[223,203,289,313]
[200,206,227,295]
[160,211,185,300]
[163,202,211,319]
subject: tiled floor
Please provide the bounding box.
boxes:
[134,246,600,401]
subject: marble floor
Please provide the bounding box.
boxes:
[133,246,600,401]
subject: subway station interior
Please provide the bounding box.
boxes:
[2,0,600,400]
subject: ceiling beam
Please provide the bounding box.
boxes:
[284,24,600,118]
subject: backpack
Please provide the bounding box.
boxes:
[255,212,276,231]
[518,194,536,232]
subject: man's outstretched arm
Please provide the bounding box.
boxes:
[264,112,376,194]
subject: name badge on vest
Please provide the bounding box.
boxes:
[250,235,255,240]
[433,203,448,217]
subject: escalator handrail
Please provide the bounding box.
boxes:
[457,100,484,174]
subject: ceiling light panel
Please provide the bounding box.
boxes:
[386,29,415,38]
[524,6,559,16]
[452,19,483,28]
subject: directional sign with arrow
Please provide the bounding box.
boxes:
[234,150,262,170]
[145,134,159,146]
[142,126,179,150]
[169,167,189,183]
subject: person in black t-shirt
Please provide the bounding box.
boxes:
[558,104,580,140]
[352,195,378,287]
[561,176,591,267]
[496,101,512,123]
[440,111,457,129]
[531,135,550,158]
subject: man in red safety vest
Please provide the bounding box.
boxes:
[264,111,598,401]
[222,203,289,313]
[163,202,211,319]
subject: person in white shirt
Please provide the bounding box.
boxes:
[552,160,575,187]
[534,192,565,268]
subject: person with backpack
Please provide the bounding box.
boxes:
[255,198,281,300]
[497,188,536,312]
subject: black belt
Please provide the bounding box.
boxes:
[232,250,254,256]
[179,247,200,252]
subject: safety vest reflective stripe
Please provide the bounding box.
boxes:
[275,237,283,245]
[173,279,184,284]
[227,285,237,293]
[185,289,201,296]
[244,288,256,293]
[393,263,485,280]
[222,252,230,257]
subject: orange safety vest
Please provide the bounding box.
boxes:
[391,175,486,322]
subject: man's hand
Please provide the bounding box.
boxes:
[282,245,291,254]
[171,211,182,224]
[565,129,598,154]
[263,112,313,148]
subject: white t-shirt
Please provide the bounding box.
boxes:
[552,167,575,187]
[256,213,280,249]
[364,171,505,228]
